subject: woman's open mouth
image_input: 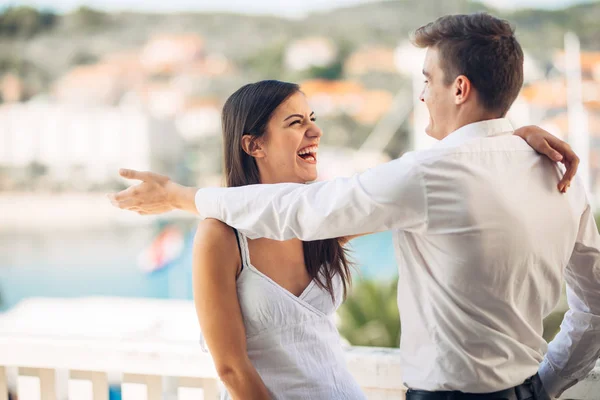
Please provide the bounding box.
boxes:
[297,145,318,164]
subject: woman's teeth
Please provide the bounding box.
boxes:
[297,146,318,156]
[298,146,318,162]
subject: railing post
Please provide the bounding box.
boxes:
[122,373,162,400]
[69,370,108,400]
[177,377,220,400]
[18,368,56,400]
[0,366,8,400]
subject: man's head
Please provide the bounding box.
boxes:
[412,13,524,140]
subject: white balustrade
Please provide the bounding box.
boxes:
[0,297,597,400]
[18,368,56,400]
[0,366,7,400]
[68,371,108,400]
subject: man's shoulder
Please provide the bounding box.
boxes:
[400,145,460,166]
[568,175,590,207]
[406,135,536,164]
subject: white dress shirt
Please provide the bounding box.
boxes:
[195,118,600,396]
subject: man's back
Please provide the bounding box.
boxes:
[398,122,587,392]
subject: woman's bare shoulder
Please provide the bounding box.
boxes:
[193,219,240,270]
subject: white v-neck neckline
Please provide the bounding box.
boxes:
[236,231,325,317]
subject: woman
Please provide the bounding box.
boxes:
[192,80,365,399]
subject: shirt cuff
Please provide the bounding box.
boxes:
[538,358,579,398]
[194,187,222,220]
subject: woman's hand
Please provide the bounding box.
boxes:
[107,169,199,215]
[514,126,580,193]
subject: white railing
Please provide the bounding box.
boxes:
[0,336,404,400]
[0,298,597,400]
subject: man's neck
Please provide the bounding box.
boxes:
[442,108,502,140]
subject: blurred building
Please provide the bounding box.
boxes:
[518,50,600,199]
[53,51,146,107]
[284,37,338,72]
[135,83,187,119]
[1,74,24,103]
[554,51,600,82]
[53,34,233,124]
[0,103,182,191]
[521,79,600,112]
[344,46,397,76]
[300,79,393,124]
[174,53,235,79]
[522,51,545,84]
[53,63,124,106]
[140,34,206,75]
[175,99,222,141]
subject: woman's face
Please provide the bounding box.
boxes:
[253,92,322,184]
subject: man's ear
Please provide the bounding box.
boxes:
[241,134,266,158]
[454,75,472,105]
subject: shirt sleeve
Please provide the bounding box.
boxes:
[538,188,600,398]
[194,154,428,240]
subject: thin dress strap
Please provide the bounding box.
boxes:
[232,227,244,273]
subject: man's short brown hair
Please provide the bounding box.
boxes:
[412,13,524,116]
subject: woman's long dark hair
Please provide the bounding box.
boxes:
[222,80,352,301]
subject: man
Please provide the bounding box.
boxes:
[110,14,597,400]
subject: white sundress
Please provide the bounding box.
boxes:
[200,230,366,400]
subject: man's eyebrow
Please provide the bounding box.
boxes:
[422,70,431,78]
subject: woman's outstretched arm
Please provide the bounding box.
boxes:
[192,219,271,400]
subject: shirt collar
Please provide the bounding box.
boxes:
[435,118,514,148]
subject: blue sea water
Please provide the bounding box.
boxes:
[0,226,398,312]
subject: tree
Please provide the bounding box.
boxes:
[70,51,99,66]
[244,41,286,79]
[305,60,343,81]
[543,310,565,342]
[338,278,401,348]
[0,6,57,38]
[72,6,107,29]
[27,161,47,180]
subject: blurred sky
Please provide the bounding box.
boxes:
[7,0,598,17]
